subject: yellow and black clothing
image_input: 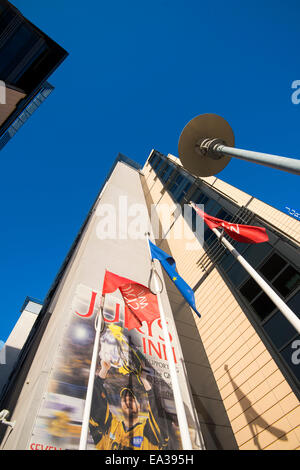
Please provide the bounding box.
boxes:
[89,376,169,450]
[48,410,70,438]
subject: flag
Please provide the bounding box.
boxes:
[191,203,269,244]
[148,240,201,318]
[102,270,160,330]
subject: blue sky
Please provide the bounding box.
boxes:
[0,0,299,341]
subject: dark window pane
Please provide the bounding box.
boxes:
[159,164,169,181]
[205,233,217,247]
[280,336,300,381]
[197,194,209,205]
[155,158,164,172]
[152,156,161,169]
[273,266,300,298]
[191,190,206,204]
[287,291,300,316]
[263,311,298,349]
[178,182,192,203]
[259,253,287,281]
[148,154,156,164]
[226,262,249,287]
[251,292,276,320]
[169,174,183,194]
[243,243,273,269]
[216,209,230,221]
[219,251,234,272]
[0,25,37,77]
[203,199,221,217]
[240,278,261,303]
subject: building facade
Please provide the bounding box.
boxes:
[0,298,42,398]
[0,151,299,450]
[0,1,68,150]
[143,150,300,450]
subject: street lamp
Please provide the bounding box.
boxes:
[178,113,300,177]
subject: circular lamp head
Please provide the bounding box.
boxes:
[178,113,235,177]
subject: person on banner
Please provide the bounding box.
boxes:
[89,358,171,450]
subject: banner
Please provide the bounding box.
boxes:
[28,283,198,450]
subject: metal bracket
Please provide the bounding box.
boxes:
[195,138,225,159]
[218,227,225,244]
[0,410,16,429]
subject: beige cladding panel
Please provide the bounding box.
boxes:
[247,198,300,243]
[211,179,252,206]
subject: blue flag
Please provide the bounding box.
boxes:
[149,240,201,318]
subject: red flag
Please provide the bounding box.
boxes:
[191,204,269,244]
[102,270,160,330]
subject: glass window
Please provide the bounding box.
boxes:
[169,174,191,201]
[286,290,300,315]
[155,158,164,172]
[203,199,222,217]
[168,174,184,195]
[197,194,209,205]
[259,253,287,281]
[158,163,168,180]
[148,154,156,165]
[177,181,192,203]
[273,265,300,298]
[152,156,162,170]
[240,278,261,303]
[263,311,298,349]
[243,243,273,268]
[215,208,231,221]
[226,262,249,287]
[0,24,40,81]
[251,292,276,321]
[205,232,217,247]
[190,188,202,204]
[219,251,234,272]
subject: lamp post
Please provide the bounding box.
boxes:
[178,114,300,177]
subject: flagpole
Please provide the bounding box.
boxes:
[79,298,103,450]
[190,204,300,335]
[145,233,193,450]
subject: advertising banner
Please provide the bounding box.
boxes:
[28,283,199,450]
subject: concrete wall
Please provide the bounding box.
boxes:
[0,302,42,396]
[1,161,204,450]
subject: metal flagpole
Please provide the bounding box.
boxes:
[145,233,193,450]
[79,299,103,450]
[189,204,300,335]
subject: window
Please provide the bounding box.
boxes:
[152,157,163,170]
[159,163,174,183]
[226,261,250,287]
[251,292,276,321]
[259,253,287,281]
[148,153,157,165]
[243,242,273,267]
[273,265,300,298]
[264,313,297,349]
[263,291,300,348]
[240,278,261,303]
[177,181,192,203]
[169,173,184,195]
[235,249,300,385]
[0,24,41,82]
[203,199,222,217]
